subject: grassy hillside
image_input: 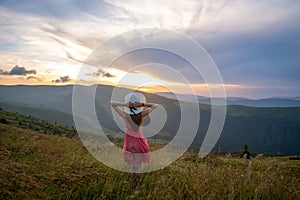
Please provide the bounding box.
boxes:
[0,102,76,127]
[0,108,77,137]
[0,110,299,199]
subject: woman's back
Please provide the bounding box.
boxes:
[123,119,151,163]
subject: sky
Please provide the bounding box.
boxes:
[0,0,299,98]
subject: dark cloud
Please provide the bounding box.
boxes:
[108,48,204,83]
[52,76,71,83]
[0,65,36,76]
[86,68,103,77]
[88,72,101,77]
[26,76,42,81]
[102,72,115,78]
[195,23,300,88]
[86,69,116,78]
[61,76,71,82]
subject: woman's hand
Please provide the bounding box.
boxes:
[129,102,143,108]
[111,101,144,108]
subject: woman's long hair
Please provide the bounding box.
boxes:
[125,113,142,132]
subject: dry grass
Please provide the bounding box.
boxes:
[0,123,299,199]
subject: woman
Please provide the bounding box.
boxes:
[111,92,158,174]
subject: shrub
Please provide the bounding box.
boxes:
[0,118,8,124]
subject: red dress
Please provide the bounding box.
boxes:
[122,121,152,164]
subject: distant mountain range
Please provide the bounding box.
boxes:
[0,85,299,155]
[156,92,300,107]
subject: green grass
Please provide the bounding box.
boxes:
[0,108,77,137]
[0,109,299,199]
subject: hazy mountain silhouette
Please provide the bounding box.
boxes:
[157,92,300,107]
[0,85,299,155]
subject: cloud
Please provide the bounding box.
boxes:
[0,65,37,76]
[52,76,71,83]
[0,1,300,97]
[86,68,116,78]
[26,76,42,81]
[61,76,71,82]
[86,68,104,77]
[102,72,115,78]
[196,17,300,88]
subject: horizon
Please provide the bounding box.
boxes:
[1,83,300,100]
[0,1,300,99]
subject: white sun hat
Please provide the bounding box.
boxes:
[124,92,146,114]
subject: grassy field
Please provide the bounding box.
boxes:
[0,109,299,199]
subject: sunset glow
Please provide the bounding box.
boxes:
[0,1,299,98]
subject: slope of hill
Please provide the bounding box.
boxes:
[216,105,300,155]
[0,85,74,113]
[0,108,77,137]
[0,102,76,127]
[0,85,299,155]
[0,112,299,199]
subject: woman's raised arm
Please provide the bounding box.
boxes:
[141,103,159,117]
[111,101,128,119]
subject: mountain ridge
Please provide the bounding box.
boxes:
[0,85,299,155]
[156,92,300,107]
